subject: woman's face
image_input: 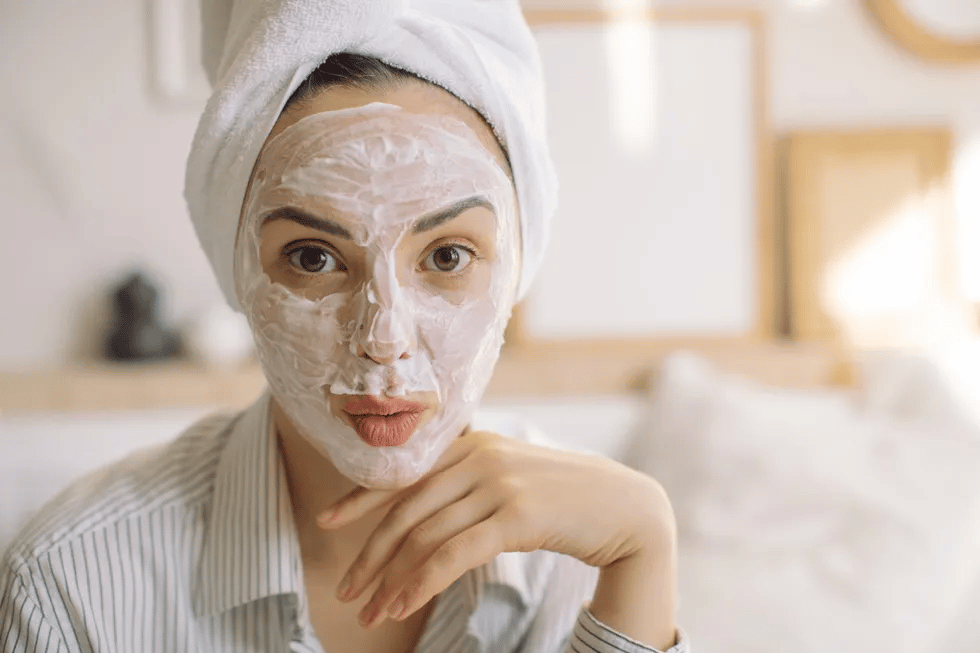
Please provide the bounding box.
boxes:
[235,81,520,488]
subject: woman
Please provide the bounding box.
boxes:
[0,2,687,652]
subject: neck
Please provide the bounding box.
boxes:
[273,400,383,569]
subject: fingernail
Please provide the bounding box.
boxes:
[317,508,336,528]
[371,606,389,628]
[336,572,352,600]
[358,604,375,627]
[362,606,385,629]
[387,595,404,619]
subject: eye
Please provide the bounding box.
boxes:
[287,245,341,274]
[423,245,474,273]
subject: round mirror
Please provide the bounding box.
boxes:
[867,0,980,63]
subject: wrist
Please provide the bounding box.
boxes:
[587,474,678,649]
[592,543,678,650]
[621,473,677,562]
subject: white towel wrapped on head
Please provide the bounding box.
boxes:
[185,0,557,310]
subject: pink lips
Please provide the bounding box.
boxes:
[342,395,429,447]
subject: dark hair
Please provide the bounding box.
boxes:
[283,53,421,114]
[282,52,512,173]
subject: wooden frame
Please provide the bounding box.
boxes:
[784,127,955,345]
[866,0,980,64]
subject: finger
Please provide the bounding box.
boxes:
[422,431,484,476]
[344,482,493,606]
[319,435,482,528]
[317,486,399,529]
[370,516,508,626]
[338,462,480,600]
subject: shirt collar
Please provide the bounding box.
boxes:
[194,397,541,617]
[194,392,302,616]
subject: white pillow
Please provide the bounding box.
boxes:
[855,345,980,428]
[628,351,980,653]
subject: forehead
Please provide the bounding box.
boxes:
[251,105,511,224]
[242,83,518,251]
[241,82,516,242]
[265,81,511,175]
[258,105,502,177]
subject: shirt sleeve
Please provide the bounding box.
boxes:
[565,609,689,653]
[0,569,70,653]
[517,550,689,653]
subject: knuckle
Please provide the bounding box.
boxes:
[474,441,512,476]
[503,496,536,529]
[405,524,434,555]
[401,576,428,608]
[493,475,525,501]
[433,535,466,568]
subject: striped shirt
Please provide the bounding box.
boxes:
[0,393,688,653]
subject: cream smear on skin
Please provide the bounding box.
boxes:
[235,103,519,489]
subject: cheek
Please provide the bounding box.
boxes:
[419,264,493,306]
[333,297,362,338]
[416,292,507,359]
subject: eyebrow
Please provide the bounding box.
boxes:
[261,207,353,240]
[261,196,494,239]
[411,196,495,234]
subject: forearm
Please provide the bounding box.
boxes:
[587,523,679,650]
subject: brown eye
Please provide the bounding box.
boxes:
[288,246,340,273]
[423,245,473,273]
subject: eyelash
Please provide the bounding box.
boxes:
[422,241,481,273]
[280,240,482,276]
[283,241,346,275]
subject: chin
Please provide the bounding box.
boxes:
[358,470,425,490]
[335,417,465,489]
[342,458,429,490]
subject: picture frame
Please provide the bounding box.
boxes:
[866,0,980,64]
[509,8,773,346]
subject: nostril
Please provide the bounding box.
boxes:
[355,304,413,364]
[358,343,411,366]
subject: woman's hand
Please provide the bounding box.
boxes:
[316,430,677,640]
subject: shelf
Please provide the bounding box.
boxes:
[0,340,848,415]
[0,360,268,414]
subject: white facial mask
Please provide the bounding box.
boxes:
[235,103,519,489]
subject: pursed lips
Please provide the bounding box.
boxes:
[342,395,429,447]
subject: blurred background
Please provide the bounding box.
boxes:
[2,0,980,651]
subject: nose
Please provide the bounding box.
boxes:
[353,301,414,365]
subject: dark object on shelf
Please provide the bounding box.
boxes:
[105,272,182,361]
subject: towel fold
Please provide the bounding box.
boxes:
[185,0,557,309]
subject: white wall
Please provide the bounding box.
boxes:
[1,0,978,369]
[0,0,220,369]
[527,22,760,339]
